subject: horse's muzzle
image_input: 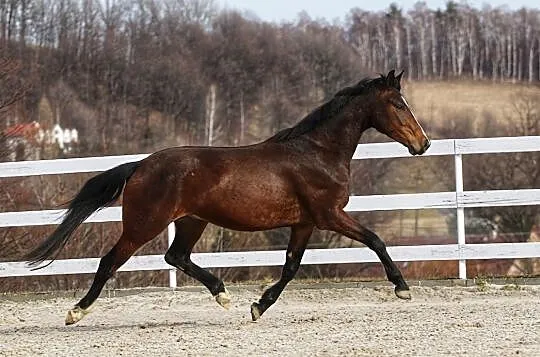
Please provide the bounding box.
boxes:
[409,138,431,156]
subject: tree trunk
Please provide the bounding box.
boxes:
[450,30,458,76]
[19,0,28,49]
[506,33,512,79]
[6,0,15,42]
[393,22,401,70]
[518,48,523,82]
[379,23,388,70]
[468,17,478,79]
[206,84,216,146]
[405,24,413,79]
[512,31,518,82]
[430,16,437,77]
[240,90,245,144]
[440,39,445,79]
[419,22,428,79]
[457,28,466,76]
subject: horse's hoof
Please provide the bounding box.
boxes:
[250,303,261,322]
[395,288,411,300]
[65,306,89,325]
[215,289,232,310]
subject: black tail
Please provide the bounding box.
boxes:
[25,161,141,269]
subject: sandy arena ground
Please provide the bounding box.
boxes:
[1,283,539,356]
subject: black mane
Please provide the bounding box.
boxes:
[267,76,387,142]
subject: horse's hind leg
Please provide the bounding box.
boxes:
[164,216,230,309]
[251,224,314,321]
[66,221,170,325]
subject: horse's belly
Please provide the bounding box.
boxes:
[195,194,304,231]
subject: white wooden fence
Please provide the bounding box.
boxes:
[1,136,539,286]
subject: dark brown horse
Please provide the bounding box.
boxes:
[26,70,430,325]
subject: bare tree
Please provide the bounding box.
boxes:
[0,56,26,114]
[409,3,430,79]
[0,51,30,163]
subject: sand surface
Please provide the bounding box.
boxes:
[1,284,539,356]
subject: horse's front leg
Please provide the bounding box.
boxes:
[320,209,411,299]
[250,224,314,321]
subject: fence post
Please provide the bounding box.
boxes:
[454,147,467,279]
[167,223,177,288]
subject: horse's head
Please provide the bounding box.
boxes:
[369,70,430,155]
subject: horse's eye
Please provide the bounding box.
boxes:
[392,101,405,110]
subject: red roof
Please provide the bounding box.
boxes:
[3,122,40,138]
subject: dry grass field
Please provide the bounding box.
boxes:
[406,80,540,127]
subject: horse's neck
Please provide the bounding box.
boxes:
[303,108,370,162]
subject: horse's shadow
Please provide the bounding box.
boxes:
[1,319,235,334]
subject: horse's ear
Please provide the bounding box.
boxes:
[396,70,404,84]
[386,69,402,91]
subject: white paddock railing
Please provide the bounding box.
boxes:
[0,136,539,285]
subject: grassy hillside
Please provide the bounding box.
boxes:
[405,80,540,134]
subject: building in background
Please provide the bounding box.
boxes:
[3,121,79,161]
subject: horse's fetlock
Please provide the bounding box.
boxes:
[210,281,226,296]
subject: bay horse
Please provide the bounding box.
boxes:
[25,70,430,325]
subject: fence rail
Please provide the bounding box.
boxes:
[1,136,539,284]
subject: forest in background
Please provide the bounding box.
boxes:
[0,0,539,292]
[0,0,539,151]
